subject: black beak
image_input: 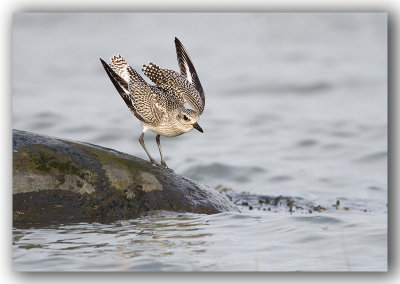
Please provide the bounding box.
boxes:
[193,122,203,133]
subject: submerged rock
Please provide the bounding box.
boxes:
[12,129,239,227]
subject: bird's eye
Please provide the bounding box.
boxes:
[183,115,189,121]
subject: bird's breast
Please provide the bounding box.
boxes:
[143,119,188,137]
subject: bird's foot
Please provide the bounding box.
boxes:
[150,159,169,170]
[161,160,169,169]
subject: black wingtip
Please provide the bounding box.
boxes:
[99,58,108,66]
[99,57,128,97]
[175,37,183,46]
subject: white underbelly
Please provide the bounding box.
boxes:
[142,122,187,137]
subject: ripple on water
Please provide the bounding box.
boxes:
[183,162,266,183]
[296,139,319,147]
[368,186,383,191]
[292,215,343,224]
[36,111,63,120]
[29,112,63,131]
[62,125,95,134]
[268,175,293,183]
[353,151,387,163]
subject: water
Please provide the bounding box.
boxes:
[13,210,386,271]
[12,13,387,271]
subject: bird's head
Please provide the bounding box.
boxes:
[176,109,203,133]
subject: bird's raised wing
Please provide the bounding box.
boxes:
[100,56,164,125]
[142,62,204,115]
[174,37,205,113]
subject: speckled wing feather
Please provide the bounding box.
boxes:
[127,66,164,125]
[142,62,184,105]
[142,62,204,114]
[100,58,163,125]
[174,37,205,113]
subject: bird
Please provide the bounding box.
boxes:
[100,37,205,169]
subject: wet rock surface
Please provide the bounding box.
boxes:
[13,129,239,227]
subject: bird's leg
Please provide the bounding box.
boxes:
[139,133,161,167]
[156,134,168,169]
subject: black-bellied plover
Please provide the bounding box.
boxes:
[100,38,205,169]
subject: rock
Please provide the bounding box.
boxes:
[12,129,239,227]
